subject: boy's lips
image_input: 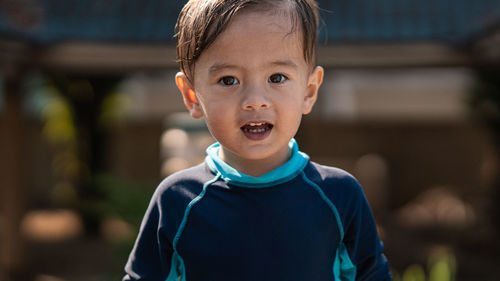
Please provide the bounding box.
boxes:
[240,121,273,140]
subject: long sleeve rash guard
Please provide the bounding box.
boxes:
[123,139,391,281]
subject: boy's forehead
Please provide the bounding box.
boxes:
[221,10,295,37]
[224,12,296,42]
[194,11,307,76]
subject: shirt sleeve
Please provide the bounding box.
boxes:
[123,190,173,281]
[342,176,392,281]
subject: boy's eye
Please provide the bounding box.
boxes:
[219,76,239,86]
[268,73,288,84]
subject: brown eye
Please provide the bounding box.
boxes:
[219,76,238,86]
[268,73,287,84]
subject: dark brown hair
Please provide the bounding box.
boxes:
[175,0,320,84]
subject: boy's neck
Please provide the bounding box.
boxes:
[219,147,291,177]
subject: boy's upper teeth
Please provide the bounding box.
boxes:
[249,122,263,126]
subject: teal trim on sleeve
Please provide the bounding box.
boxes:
[173,173,221,251]
[333,243,357,281]
[165,251,186,281]
[205,138,309,187]
[301,171,357,281]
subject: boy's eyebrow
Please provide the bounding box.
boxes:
[208,60,299,74]
[208,63,239,74]
[269,59,299,69]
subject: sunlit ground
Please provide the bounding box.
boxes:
[21,210,84,242]
[19,209,133,281]
[396,186,476,228]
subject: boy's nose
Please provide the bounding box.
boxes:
[241,86,270,111]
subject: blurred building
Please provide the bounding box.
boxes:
[1,0,500,279]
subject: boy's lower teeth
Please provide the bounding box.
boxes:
[247,128,265,133]
[241,124,273,140]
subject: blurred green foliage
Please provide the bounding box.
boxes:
[90,174,153,227]
[99,91,132,129]
[393,248,456,281]
[87,174,154,280]
[468,70,500,126]
[468,69,500,235]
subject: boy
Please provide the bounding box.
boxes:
[123,0,392,280]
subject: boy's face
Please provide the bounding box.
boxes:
[176,9,323,175]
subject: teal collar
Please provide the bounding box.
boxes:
[205,138,309,188]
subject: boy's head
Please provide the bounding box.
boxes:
[175,0,320,84]
[174,0,323,176]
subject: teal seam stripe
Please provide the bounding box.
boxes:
[301,171,345,239]
[172,173,221,251]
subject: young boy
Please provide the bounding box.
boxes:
[123,0,392,280]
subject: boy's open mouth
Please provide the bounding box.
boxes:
[241,122,273,140]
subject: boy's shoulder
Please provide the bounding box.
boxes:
[305,161,365,202]
[152,162,213,200]
[306,161,360,187]
[160,161,212,184]
[305,161,371,225]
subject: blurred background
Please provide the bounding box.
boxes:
[1,0,500,280]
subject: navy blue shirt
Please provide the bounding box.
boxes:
[123,140,391,281]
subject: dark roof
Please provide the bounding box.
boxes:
[0,0,185,44]
[321,0,500,43]
[0,0,499,45]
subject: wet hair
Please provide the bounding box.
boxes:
[175,0,320,84]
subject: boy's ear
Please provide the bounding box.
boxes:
[175,72,204,119]
[302,66,324,115]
